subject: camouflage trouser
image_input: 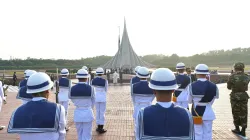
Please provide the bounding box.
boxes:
[230,92,249,128]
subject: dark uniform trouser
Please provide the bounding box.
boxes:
[230,92,249,128]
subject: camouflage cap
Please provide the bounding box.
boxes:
[234,62,245,69]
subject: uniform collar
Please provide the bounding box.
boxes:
[78,82,87,84]
[197,78,207,81]
[32,97,47,101]
[178,73,185,75]
[157,101,173,108]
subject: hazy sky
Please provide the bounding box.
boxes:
[1,0,250,60]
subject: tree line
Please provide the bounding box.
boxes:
[0,47,249,70]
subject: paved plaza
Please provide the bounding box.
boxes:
[0,83,249,139]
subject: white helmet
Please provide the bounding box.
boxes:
[176,62,185,69]
[26,72,54,94]
[24,69,30,77]
[134,66,141,73]
[60,68,69,76]
[149,68,178,90]
[136,67,150,78]
[26,70,37,78]
[96,67,104,75]
[76,69,89,79]
[195,64,209,75]
[82,66,88,71]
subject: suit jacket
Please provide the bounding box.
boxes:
[187,74,197,82]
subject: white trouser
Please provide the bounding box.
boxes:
[75,122,93,140]
[133,102,151,132]
[194,120,213,140]
[113,78,118,84]
[96,102,106,125]
[59,101,69,125]
[0,101,2,113]
[175,101,189,109]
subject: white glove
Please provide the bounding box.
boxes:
[3,96,6,101]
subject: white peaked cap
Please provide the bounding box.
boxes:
[60,68,69,76]
[82,66,88,71]
[96,67,104,75]
[26,72,54,94]
[176,62,185,69]
[149,68,178,90]
[136,67,150,78]
[195,64,209,75]
[134,66,141,73]
[26,70,37,78]
[76,69,89,79]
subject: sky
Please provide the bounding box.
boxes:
[0,0,250,60]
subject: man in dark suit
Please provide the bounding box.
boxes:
[186,67,197,82]
[12,72,17,86]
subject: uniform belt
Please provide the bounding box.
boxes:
[76,106,91,109]
[196,102,208,106]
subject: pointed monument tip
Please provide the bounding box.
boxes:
[123,17,127,28]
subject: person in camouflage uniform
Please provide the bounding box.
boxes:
[227,62,250,136]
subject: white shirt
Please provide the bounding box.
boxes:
[113,72,119,79]
[132,81,155,104]
[187,78,219,120]
[20,97,66,140]
[92,78,108,102]
[175,74,190,102]
[0,81,5,102]
[58,78,71,102]
[71,82,95,122]
[157,101,173,108]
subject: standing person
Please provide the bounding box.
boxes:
[19,69,30,88]
[205,73,210,81]
[50,74,54,90]
[91,67,108,133]
[131,67,154,132]
[188,64,219,140]
[130,66,141,87]
[130,66,141,106]
[13,72,17,86]
[227,62,250,137]
[173,63,191,109]
[112,71,119,84]
[58,68,71,131]
[107,70,110,82]
[16,70,36,104]
[136,68,194,140]
[69,69,95,140]
[119,69,123,84]
[8,72,66,140]
[186,67,197,82]
[0,79,6,130]
[82,66,91,84]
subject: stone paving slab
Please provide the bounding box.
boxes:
[0,83,250,139]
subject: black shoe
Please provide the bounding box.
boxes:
[65,126,69,131]
[0,126,5,130]
[98,125,107,134]
[231,126,240,134]
[96,125,101,132]
[240,131,246,137]
[240,127,246,137]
